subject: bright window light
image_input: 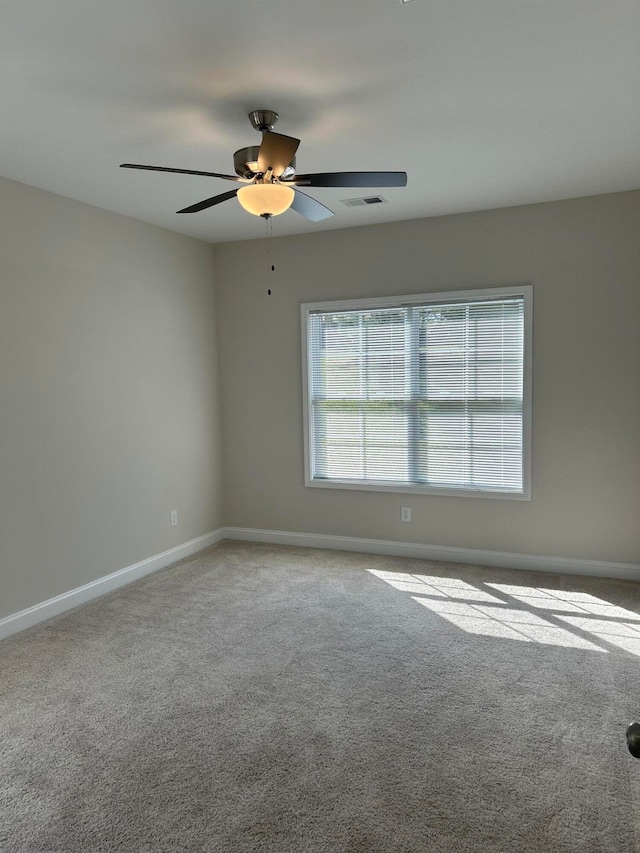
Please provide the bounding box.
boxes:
[302,286,532,499]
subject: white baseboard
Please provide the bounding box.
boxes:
[222,526,640,582]
[0,528,225,642]
[4,526,638,642]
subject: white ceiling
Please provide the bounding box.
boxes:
[1,0,638,244]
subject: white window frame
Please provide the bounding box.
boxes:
[301,285,532,500]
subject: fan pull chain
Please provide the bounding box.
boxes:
[265,215,274,294]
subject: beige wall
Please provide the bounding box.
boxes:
[2,184,638,623]
[0,176,222,619]
[216,191,640,565]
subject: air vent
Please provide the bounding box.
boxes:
[341,195,388,208]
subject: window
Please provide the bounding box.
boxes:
[301,286,532,499]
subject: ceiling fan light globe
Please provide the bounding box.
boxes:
[237,183,295,217]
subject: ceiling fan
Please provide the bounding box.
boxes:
[120,109,407,222]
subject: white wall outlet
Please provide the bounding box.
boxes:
[170,510,178,527]
[401,506,412,522]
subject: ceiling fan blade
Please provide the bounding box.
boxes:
[257,132,300,177]
[291,171,407,188]
[177,189,238,214]
[290,189,334,222]
[120,164,243,182]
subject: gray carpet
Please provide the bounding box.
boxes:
[2,541,640,852]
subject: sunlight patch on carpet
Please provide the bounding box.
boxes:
[364,570,640,654]
[555,615,640,656]
[367,570,501,603]
[411,597,606,650]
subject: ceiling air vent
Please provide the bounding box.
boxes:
[341,195,388,208]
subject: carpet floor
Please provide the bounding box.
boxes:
[2,541,640,852]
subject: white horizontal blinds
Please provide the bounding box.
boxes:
[309,308,410,482]
[308,293,525,493]
[417,298,524,491]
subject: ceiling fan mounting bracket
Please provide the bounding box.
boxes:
[248,110,279,133]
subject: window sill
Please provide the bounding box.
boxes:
[305,477,531,501]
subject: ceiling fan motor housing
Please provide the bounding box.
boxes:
[233,145,296,180]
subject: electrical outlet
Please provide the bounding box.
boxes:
[170,510,178,527]
[401,506,412,522]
